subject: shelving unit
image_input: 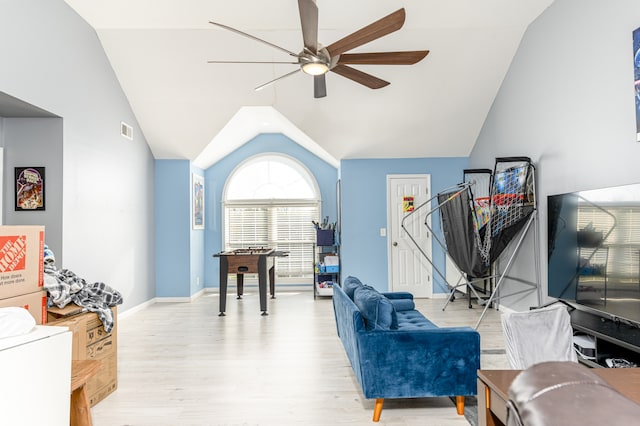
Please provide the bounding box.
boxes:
[571,308,640,368]
[314,229,339,299]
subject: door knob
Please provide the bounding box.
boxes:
[393,242,398,246]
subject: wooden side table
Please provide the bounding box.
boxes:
[477,370,519,426]
[71,360,102,426]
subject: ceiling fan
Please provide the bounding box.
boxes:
[207,0,429,98]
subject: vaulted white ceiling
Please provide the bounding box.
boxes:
[64,0,553,168]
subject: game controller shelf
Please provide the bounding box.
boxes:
[571,308,640,368]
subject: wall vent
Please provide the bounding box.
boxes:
[121,121,133,140]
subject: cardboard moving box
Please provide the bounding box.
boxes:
[0,290,47,324]
[0,226,44,300]
[47,304,118,406]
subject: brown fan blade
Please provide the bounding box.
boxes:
[314,74,327,98]
[255,69,301,91]
[298,0,319,54]
[338,51,429,65]
[209,20,299,58]
[326,8,406,57]
[330,64,389,89]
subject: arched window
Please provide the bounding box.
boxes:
[223,154,320,282]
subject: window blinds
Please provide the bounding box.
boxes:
[578,205,640,279]
[225,203,318,280]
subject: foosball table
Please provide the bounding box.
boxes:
[213,247,288,316]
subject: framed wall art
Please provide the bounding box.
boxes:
[633,26,640,141]
[192,173,204,229]
[15,167,45,211]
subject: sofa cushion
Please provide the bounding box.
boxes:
[343,276,364,300]
[353,285,398,331]
[396,310,439,330]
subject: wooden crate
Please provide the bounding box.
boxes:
[47,304,117,406]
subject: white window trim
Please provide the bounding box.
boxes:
[222,154,322,285]
[223,152,321,202]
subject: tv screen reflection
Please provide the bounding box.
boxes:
[548,182,640,324]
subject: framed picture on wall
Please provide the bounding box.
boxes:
[15,167,45,211]
[633,26,640,142]
[192,173,204,229]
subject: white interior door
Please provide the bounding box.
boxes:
[387,175,432,297]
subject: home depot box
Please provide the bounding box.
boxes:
[47,304,117,406]
[0,289,47,324]
[0,226,44,299]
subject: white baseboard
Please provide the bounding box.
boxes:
[190,288,206,299]
[117,298,156,320]
[431,292,449,299]
[495,304,517,314]
[118,288,208,320]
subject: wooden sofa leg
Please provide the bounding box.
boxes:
[373,398,384,422]
[455,396,465,415]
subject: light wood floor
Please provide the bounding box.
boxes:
[92,289,508,426]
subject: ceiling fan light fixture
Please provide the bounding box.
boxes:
[208,6,427,97]
[301,61,329,76]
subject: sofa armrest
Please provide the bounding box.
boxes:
[380,292,415,311]
[381,292,413,300]
[354,327,480,399]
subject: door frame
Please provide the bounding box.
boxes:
[386,174,432,296]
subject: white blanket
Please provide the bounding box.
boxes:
[0,307,35,338]
[501,303,577,369]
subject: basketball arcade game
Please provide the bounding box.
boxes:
[403,157,541,329]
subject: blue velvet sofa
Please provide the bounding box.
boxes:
[332,276,481,422]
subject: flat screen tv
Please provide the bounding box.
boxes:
[548,182,640,326]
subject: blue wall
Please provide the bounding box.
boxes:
[155,160,191,297]
[203,133,339,288]
[340,157,469,293]
[156,135,468,296]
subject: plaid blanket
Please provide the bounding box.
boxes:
[44,264,123,333]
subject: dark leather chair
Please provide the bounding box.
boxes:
[506,361,640,426]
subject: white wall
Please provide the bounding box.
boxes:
[471,0,640,310]
[0,1,156,310]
